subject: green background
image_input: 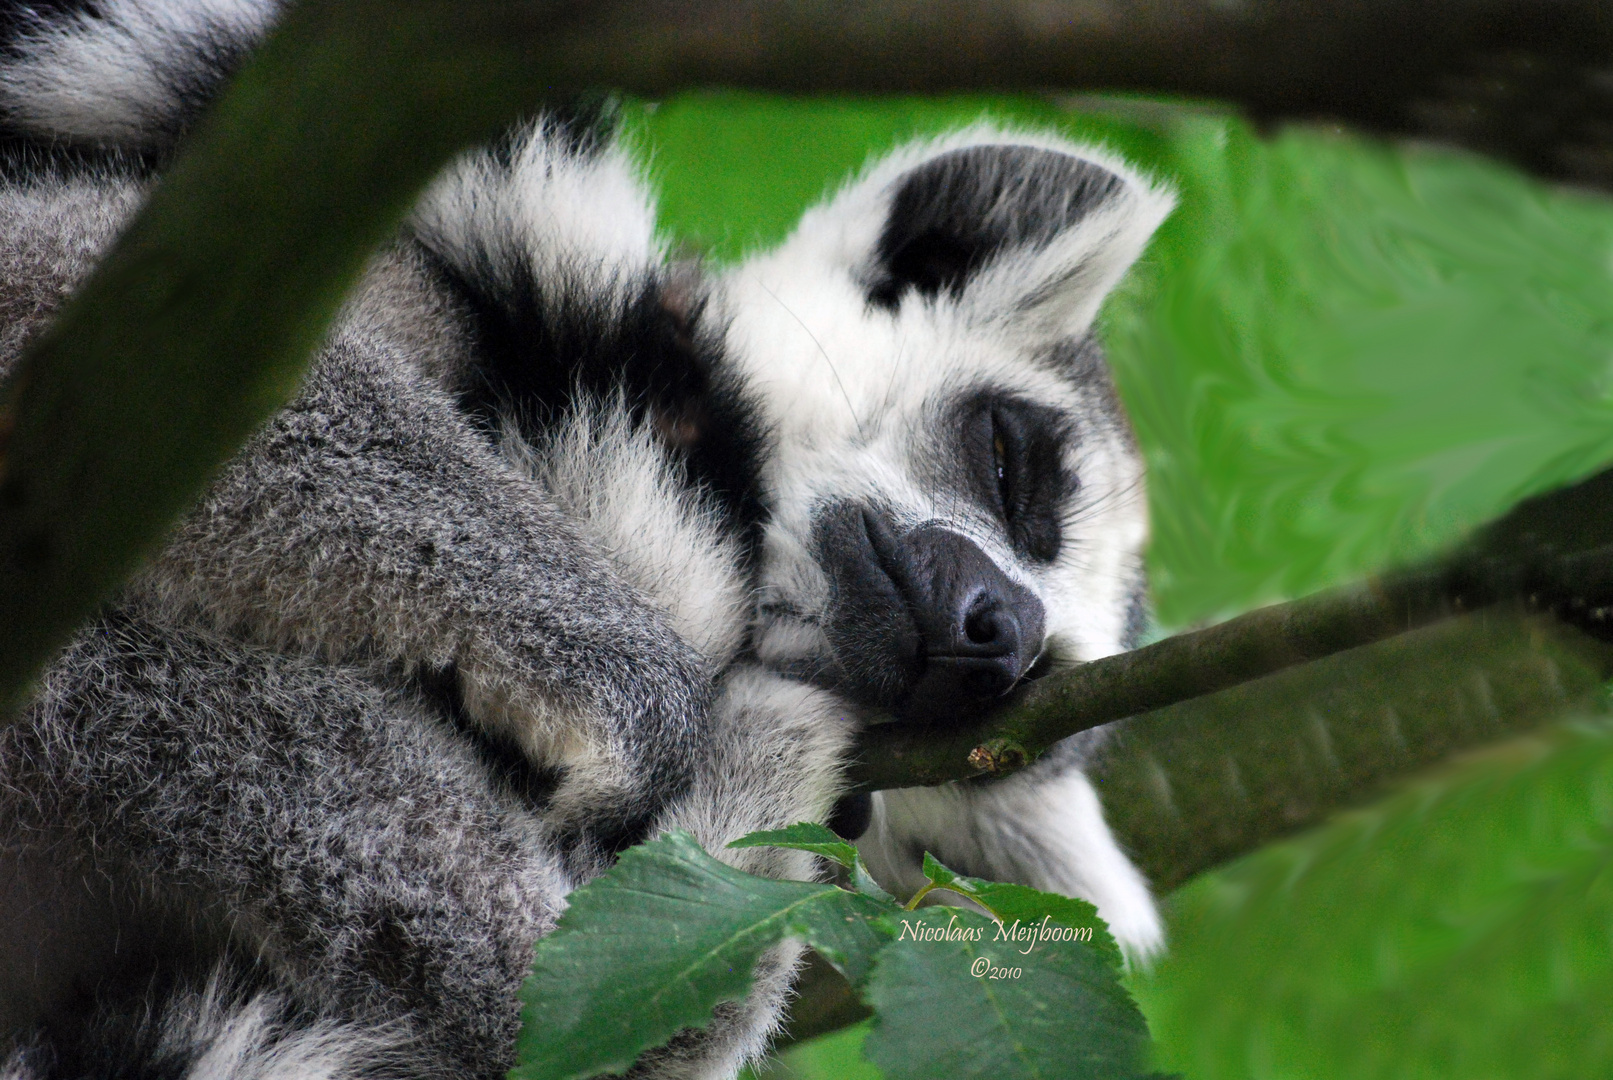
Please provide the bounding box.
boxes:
[627,93,1613,1079]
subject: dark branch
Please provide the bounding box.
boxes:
[580,1,1613,191]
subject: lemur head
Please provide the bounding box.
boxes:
[723,127,1173,725]
[408,118,1169,730]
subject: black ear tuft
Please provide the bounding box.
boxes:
[865,145,1124,311]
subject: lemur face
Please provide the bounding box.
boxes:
[724,129,1172,726]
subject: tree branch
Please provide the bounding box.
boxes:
[785,606,1613,1047]
[568,1,1613,191]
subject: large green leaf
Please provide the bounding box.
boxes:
[513,831,891,1080]
[1129,717,1613,1080]
[863,907,1152,1080]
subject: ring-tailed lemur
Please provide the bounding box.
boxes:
[0,2,1173,1077]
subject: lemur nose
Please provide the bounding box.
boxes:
[887,523,1046,724]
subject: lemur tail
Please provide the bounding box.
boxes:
[1,969,403,1080]
[0,0,280,152]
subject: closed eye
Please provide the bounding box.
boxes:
[966,394,1074,563]
[992,427,1011,512]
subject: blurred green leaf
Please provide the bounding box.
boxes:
[1129,718,1613,1080]
[763,1022,884,1080]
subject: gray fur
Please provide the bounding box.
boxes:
[0,139,843,1078]
[136,251,717,849]
[1,607,566,1075]
[0,2,1176,1073]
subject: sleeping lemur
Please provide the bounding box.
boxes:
[0,1,1173,1077]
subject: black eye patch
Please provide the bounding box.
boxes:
[958,393,1076,562]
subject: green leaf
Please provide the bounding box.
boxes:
[731,822,896,902]
[512,831,892,1080]
[863,907,1153,1080]
[1130,718,1613,1080]
[730,822,862,870]
[917,853,1122,967]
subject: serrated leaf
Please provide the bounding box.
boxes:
[513,831,892,1080]
[864,907,1153,1080]
[730,822,862,870]
[918,853,1123,967]
[732,822,896,903]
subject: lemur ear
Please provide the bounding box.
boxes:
[772,130,1172,345]
[865,137,1173,340]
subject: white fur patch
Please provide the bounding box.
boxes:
[739,122,1172,343]
[504,401,750,669]
[660,666,858,882]
[0,0,278,145]
[161,973,400,1080]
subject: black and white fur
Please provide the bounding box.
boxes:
[0,1,1172,1076]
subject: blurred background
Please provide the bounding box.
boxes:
[621,92,1613,1079]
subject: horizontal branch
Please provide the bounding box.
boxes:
[849,564,1461,791]
[583,1,1613,190]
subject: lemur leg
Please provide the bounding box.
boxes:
[629,667,859,1080]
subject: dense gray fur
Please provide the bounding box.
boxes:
[0,140,847,1077]
[0,1,1175,1075]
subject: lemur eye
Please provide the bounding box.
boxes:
[965,395,1073,564]
[987,407,1026,525]
[992,428,1010,508]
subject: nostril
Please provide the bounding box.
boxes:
[963,603,1001,646]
